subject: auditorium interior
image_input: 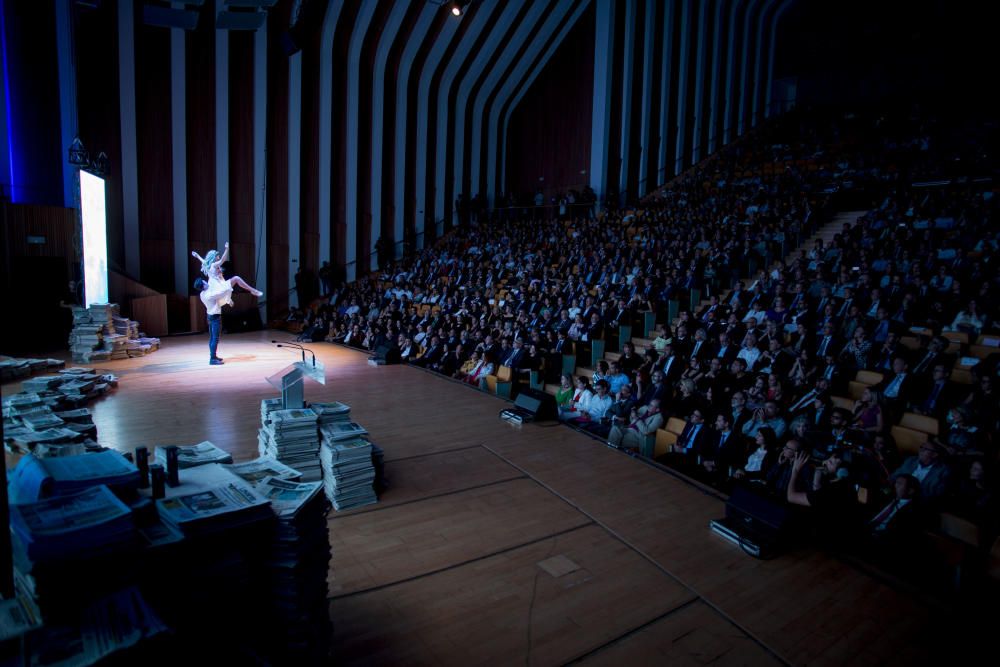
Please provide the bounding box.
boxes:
[1,0,998,664]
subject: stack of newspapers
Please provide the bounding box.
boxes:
[260,397,284,425]
[7,450,140,504]
[2,391,103,455]
[258,407,322,482]
[253,476,332,661]
[67,303,160,362]
[154,440,233,469]
[225,457,303,485]
[0,356,63,381]
[9,485,136,565]
[319,423,377,510]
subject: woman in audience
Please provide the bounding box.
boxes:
[554,373,575,408]
[733,426,776,482]
[558,376,593,421]
[852,387,885,434]
[951,459,996,526]
[946,299,985,336]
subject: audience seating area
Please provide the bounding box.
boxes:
[280,108,1000,594]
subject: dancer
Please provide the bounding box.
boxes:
[192,242,263,365]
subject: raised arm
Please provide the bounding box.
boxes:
[191,250,206,265]
[212,242,230,272]
[786,452,812,507]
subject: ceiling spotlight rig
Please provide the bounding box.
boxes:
[428,0,472,18]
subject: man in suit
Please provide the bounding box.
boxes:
[712,331,739,365]
[874,355,913,420]
[673,407,710,461]
[814,321,840,360]
[501,337,528,370]
[689,328,712,362]
[636,370,669,407]
[892,441,951,504]
[698,412,739,483]
[608,397,663,451]
[656,343,684,384]
[911,363,962,420]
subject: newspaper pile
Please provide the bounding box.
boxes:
[9,485,136,564]
[319,423,377,510]
[258,407,322,482]
[154,440,233,469]
[0,356,64,382]
[7,450,139,504]
[68,303,160,362]
[254,476,332,661]
[154,464,272,537]
[19,586,166,666]
[3,386,108,455]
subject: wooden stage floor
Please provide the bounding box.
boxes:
[3,331,960,665]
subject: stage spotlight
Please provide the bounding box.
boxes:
[450,1,469,17]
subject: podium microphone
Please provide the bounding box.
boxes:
[272,340,316,366]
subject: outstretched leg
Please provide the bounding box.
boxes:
[229,276,263,297]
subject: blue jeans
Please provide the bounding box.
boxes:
[208,314,221,360]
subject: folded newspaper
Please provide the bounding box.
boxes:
[254,477,324,518]
[224,457,303,484]
[154,441,233,469]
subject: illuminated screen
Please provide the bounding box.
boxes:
[80,170,109,306]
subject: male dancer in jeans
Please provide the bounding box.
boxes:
[195,278,226,365]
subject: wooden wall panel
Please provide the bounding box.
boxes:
[186,4,216,270]
[229,30,257,289]
[266,3,291,314]
[505,4,595,199]
[135,22,174,293]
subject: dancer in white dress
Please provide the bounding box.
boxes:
[192,242,263,365]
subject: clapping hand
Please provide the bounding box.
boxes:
[791,451,810,474]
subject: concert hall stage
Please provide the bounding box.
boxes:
[4,331,956,664]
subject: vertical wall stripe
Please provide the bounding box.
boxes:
[752,0,779,126]
[317,1,343,269]
[588,0,614,203]
[451,0,525,221]
[765,0,794,119]
[499,0,587,194]
[170,16,188,296]
[369,1,413,271]
[393,5,437,258]
[54,0,77,209]
[637,0,656,196]
[495,0,577,197]
[616,0,635,199]
[477,0,555,204]
[414,15,462,249]
[253,22,267,309]
[343,2,377,281]
[723,0,744,144]
[117,0,140,278]
[287,52,301,304]
[690,0,709,163]
[673,0,691,175]
[737,0,762,137]
[432,1,501,228]
[707,0,724,154]
[214,0,229,248]
[656,0,674,180]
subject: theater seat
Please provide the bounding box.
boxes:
[890,425,926,456]
[666,417,686,436]
[900,412,939,436]
[654,429,678,458]
[855,370,884,385]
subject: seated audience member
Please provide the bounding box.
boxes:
[698,413,738,482]
[593,384,637,438]
[672,408,710,460]
[892,441,951,504]
[741,401,787,440]
[765,438,807,498]
[911,363,960,420]
[950,459,996,525]
[607,397,663,451]
[554,373,575,408]
[786,449,860,541]
[605,361,631,395]
[851,387,885,434]
[865,474,925,561]
[937,405,984,459]
[558,376,594,421]
[569,379,613,425]
[733,427,777,482]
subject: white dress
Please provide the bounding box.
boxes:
[202,267,233,310]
